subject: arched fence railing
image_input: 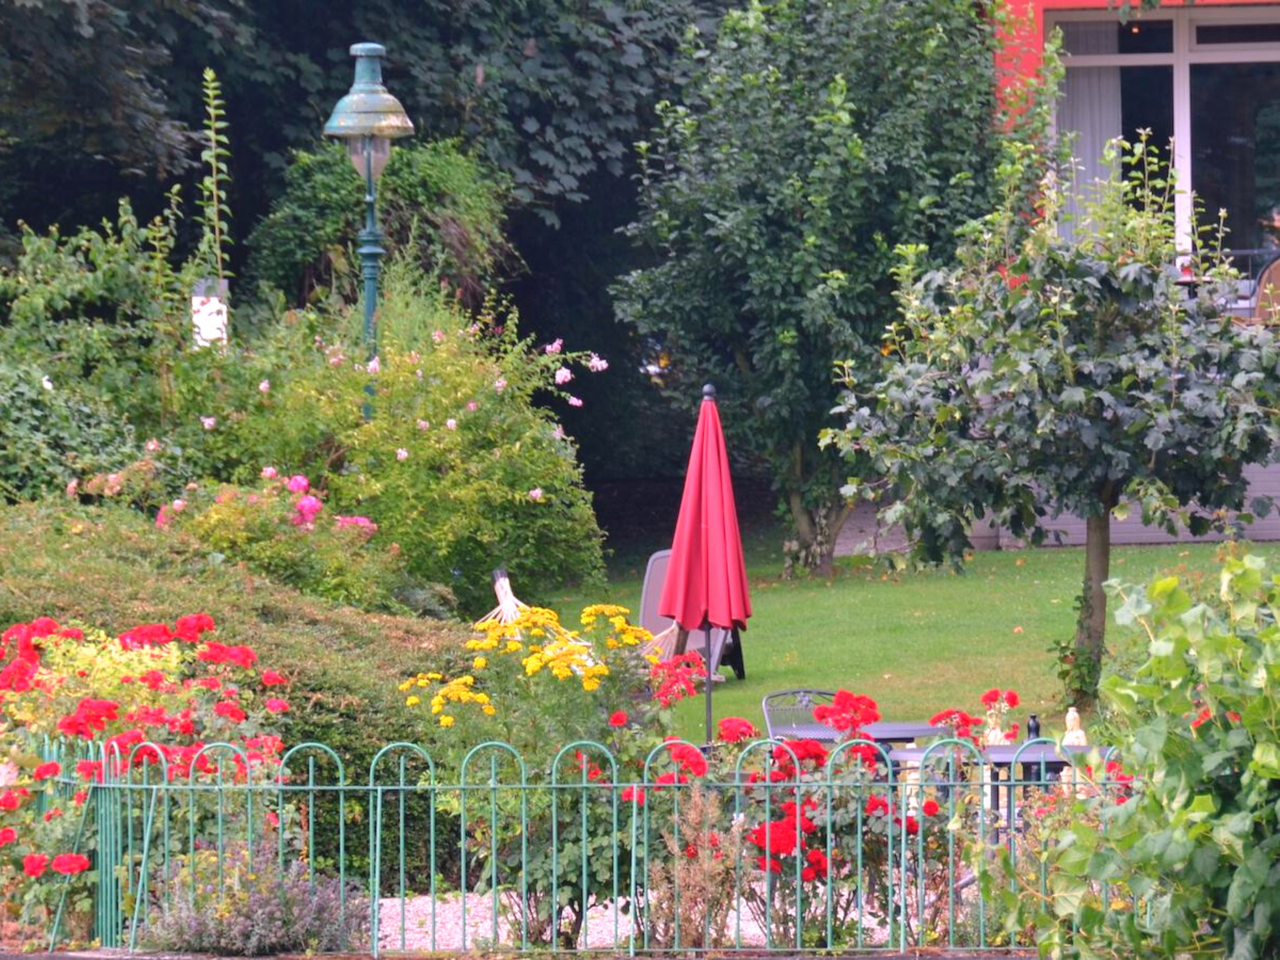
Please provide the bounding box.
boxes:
[33,737,1127,956]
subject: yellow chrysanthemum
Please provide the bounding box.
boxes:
[439,715,455,727]
[405,696,421,706]
[473,657,487,670]
[482,705,496,716]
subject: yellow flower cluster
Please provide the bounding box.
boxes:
[395,603,656,724]
[521,637,610,691]
[398,671,495,726]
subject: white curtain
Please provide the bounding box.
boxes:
[1059,24,1122,239]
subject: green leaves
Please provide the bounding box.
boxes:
[616,0,1001,568]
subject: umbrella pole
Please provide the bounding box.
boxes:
[704,621,713,747]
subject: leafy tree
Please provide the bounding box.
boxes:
[613,0,1003,572]
[826,136,1280,704]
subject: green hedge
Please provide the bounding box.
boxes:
[0,501,471,773]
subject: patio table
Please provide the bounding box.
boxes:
[985,743,1097,825]
[768,721,944,746]
[863,721,946,745]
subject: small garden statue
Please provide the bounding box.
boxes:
[1062,707,1088,746]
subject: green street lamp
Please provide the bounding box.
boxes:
[324,42,414,414]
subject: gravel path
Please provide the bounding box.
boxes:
[375,893,892,952]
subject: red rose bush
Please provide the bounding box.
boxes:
[0,614,291,942]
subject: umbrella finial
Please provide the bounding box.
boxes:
[702,383,717,401]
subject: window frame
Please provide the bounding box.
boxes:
[1049,6,1280,255]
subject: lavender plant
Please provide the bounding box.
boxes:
[141,840,370,956]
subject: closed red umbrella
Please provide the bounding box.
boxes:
[659,383,752,743]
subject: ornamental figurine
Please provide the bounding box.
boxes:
[1062,706,1088,746]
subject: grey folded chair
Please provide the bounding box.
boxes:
[638,549,745,679]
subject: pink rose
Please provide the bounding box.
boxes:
[528,488,544,501]
[396,448,409,461]
[366,357,381,374]
[286,475,309,494]
[555,367,573,385]
[588,353,609,373]
[261,466,278,480]
[544,338,563,355]
[259,379,271,393]
[568,396,583,407]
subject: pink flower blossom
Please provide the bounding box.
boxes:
[200,416,217,430]
[588,353,609,373]
[555,367,573,385]
[367,357,381,374]
[261,466,278,480]
[154,506,170,529]
[171,499,187,513]
[495,378,507,392]
[65,479,79,499]
[295,495,322,517]
[545,338,563,355]
[553,425,566,440]
[286,475,310,494]
[259,379,271,393]
[446,419,457,431]
[528,488,544,501]
[396,448,409,461]
[568,396,583,407]
[432,330,445,343]
[145,438,162,453]
[416,419,429,430]
[328,355,344,367]
[467,400,478,412]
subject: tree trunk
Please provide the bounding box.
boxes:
[1072,500,1113,707]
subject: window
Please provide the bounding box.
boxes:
[1052,9,1280,288]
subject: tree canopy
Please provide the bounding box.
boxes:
[827,136,1280,702]
[614,0,1004,570]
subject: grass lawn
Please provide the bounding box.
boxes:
[554,533,1280,741]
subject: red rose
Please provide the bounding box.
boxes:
[0,827,16,846]
[609,710,628,727]
[51,853,91,875]
[922,799,940,817]
[261,670,287,686]
[214,700,246,724]
[264,698,289,714]
[718,716,757,743]
[33,761,60,780]
[1004,690,1020,708]
[23,854,48,877]
[620,786,646,806]
[980,688,1001,707]
[43,808,63,822]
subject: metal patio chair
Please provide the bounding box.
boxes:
[761,688,837,742]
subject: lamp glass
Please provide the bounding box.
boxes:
[348,136,392,182]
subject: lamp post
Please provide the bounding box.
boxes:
[324,42,414,416]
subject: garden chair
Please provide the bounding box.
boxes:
[761,688,838,742]
[638,549,745,679]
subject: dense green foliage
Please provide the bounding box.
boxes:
[241,269,607,613]
[615,0,1003,571]
[0,362,139,502]
[0,0,723,233]
[828,137,1280,703]
[983,553,1280,956]
[246,140,510,305]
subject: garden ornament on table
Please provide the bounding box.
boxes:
[1062,707,1088,746]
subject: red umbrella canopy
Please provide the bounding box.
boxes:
[659,385,753,632]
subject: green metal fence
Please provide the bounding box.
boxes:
[40,736,1125,955]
